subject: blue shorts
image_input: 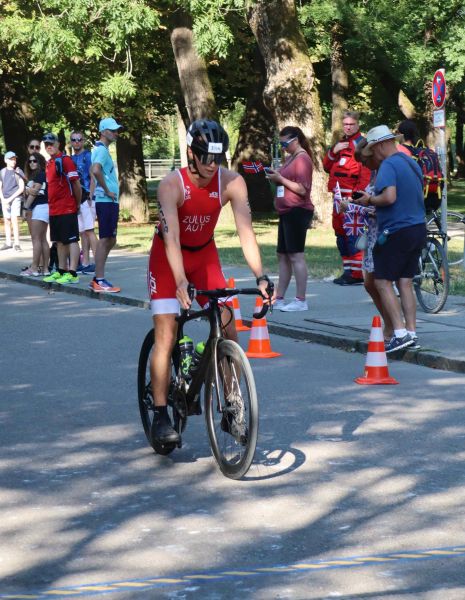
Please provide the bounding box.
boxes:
[96,202,119,238]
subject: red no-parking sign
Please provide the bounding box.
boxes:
[432,69,446,108]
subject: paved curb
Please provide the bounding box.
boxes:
[0,271,149,309]
[3,269,465,375]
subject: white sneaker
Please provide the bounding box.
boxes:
[273,298,286,310]
[280,298,308,312]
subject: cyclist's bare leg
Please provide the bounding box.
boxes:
[397,277,416,332]
[150,313,178,407]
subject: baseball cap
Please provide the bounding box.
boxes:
[4,151,17,160]
[99,117,123,132]
[42,133,58,143]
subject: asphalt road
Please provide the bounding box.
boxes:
[1,279,465,600]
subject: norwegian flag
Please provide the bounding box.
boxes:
[343,210,367,236]
[242,160,265,174]
[333,181,343,213]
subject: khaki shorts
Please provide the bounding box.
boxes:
[1,198,22,219]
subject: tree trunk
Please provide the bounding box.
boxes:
[176,104,188,167]
[170,9,218,121]
[247,0,330,224]
[0,79,35,168]
[330,21,348,145]
[116,132,149,223]
[232,46,275,213]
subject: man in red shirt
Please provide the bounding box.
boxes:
[42,133,82,284]
[323,111,371,285]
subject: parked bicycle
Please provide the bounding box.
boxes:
[137,281,273,480]
[414,209,465,313]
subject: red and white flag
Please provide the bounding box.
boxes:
[333,181,343,213]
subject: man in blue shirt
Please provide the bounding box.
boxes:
[71,131,96,275]
[90,117,123,293]
[354,125,426,353]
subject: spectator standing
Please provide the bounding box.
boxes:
[89,117,123,293]
[353,139,394,341]
[21,139,43,231]
[70,131,97,274]
[266,126,313,311]
[41,133,82,284]
[21,152,50,276]
[354,125,426,353]
[323,110,371,285]
[0,151,25,251]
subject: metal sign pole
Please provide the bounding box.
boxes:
[432,69,448,252]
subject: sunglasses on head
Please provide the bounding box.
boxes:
[71,137,83,142]
[279,137,297,149]
[29,144,40,150]
[195,152,224,166]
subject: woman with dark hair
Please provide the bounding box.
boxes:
[266,126,313,311]
[20,152,50,276]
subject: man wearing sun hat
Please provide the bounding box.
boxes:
[0,151,25,251]
[352,124,426,353]
[89,117,123,293]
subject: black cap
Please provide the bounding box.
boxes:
[42,133,58,143]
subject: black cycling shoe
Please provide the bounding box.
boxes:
[151,410,180,445]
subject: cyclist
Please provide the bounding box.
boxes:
[147,119,273,445]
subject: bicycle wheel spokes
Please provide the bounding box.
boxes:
[446,211,465,266]
[205,339,258,479]
[414,237,449,313]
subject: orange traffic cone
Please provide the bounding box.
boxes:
[246,296,281,358]
[227,277,250,331]
[355,316,398,385]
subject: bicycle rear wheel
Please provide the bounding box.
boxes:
[137,329,186,455]
[446,211,465,266]
[414,236,449,313]
[204,339,258,480]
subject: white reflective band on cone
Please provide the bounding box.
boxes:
[365,352,388,367]
[249,326,268,341]
[369,328,384,342]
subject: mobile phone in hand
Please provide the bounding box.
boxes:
[352,191,364,200]
[264,167,273,174]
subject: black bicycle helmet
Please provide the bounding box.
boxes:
[186,119,229,164]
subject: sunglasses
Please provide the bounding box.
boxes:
[29,144,40,150]
[279,137,297,149]
[29,159,38,164]
[71,137,83,142]
[195,152,224,166]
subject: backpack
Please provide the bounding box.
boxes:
[401,142,444,211]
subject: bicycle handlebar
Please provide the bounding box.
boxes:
[186,281,274,319]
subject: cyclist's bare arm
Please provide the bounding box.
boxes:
[223,172,274,301]
[157,173,191,309]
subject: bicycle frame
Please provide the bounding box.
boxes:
[175,296,225,415]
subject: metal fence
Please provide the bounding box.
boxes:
[144,159,181,179]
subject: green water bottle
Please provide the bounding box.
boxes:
[179,335,194,377]
[189,341,205,377]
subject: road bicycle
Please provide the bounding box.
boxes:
[414,209,465,313]
[137,282,273,480]
[426,209,465,267]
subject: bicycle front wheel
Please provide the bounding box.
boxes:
[204,339,258,480]
[414,237,449,313]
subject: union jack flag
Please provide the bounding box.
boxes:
[242,160,264,174]
[343,210,367,236]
